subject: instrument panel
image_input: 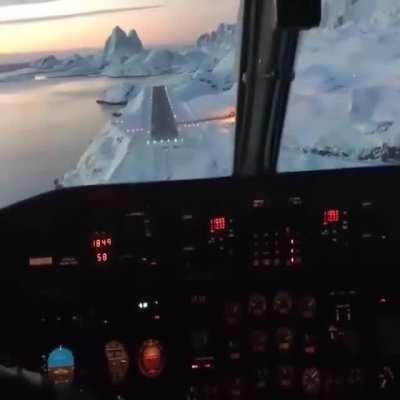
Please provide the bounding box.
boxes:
[0,168,400,399]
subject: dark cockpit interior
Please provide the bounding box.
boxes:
[2,168,400,399]
[1,1,400,399]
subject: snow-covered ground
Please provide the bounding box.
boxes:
[111,120,234,184]
[62,81,237,186]
[96,82,137,105]
[279,0,400,172]
[63,87,153,186]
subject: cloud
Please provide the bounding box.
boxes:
[0,0,55,5]
[0,4,163,25]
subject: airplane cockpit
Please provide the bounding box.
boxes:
[1,0,400,399]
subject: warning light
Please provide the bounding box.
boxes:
[210,217,226,234]
[324,209,340,224]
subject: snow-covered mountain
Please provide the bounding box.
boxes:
[102,23,238,81]
[2,22,238,83]
[26,53,102,78]
[31,55,61,69]
[189,23,238,93]
[103,26,143,65]
[197,23,236,58]
[103,48,189,77]
[102,27,198,77]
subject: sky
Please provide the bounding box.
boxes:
[0,0,240,62]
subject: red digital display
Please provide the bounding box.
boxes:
[96,253,109,263]
[92,237,112,249]
[91,234,113,264]
[324,209,340,224]
[210,217,226,234]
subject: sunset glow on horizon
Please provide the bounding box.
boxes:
[0,0,240,61]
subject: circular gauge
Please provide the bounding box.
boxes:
[377,366,395,391]
[47,346,75,385]
[138,339,166,379]
[298,296,317,319]
[191,330,210,354]
[276,327,294,354]
[324,373,344,397]
[249,330,268,353]
[252,366,270,394]
[226,338,241,360]
[342,330,361,355]
[302,367,321,396]
[187,385,201,400]
[248,294,267,318]
[348,368,364,389]
[224,301,242,325]
[105,341,129,385]
[225,376,242,400]
[303,333,317,356]
[273,292,293,316]
[277,365,295,391]
[203,383,218,400]
[186,384,218,400]
[203,383,219,400]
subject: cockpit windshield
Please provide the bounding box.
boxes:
[0,0,241,208]
[278,0,400,172]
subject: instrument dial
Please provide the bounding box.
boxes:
[276,327,294,354]
[298,296,317,319]
[224,301,242,325]
[249,330,268,353]
[47,346,75,385]
[187,385,201,400]
[105,341,129,385]
[248,294,267,318]
[348,368,363,388]
[303,333,317,356]
[273,292,293,316]
[225,376,243,400]
[226,338,241,360]
[377,366,396,391]
[252,366,270,394]
[187,384,218,400]
[324,373,344,397]
[302,367,322,396]
[138,339,166,379]
[277,365,295,390]
[203,384,218,400]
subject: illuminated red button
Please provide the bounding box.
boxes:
[210,217,227,233]
[324,209,340,224]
